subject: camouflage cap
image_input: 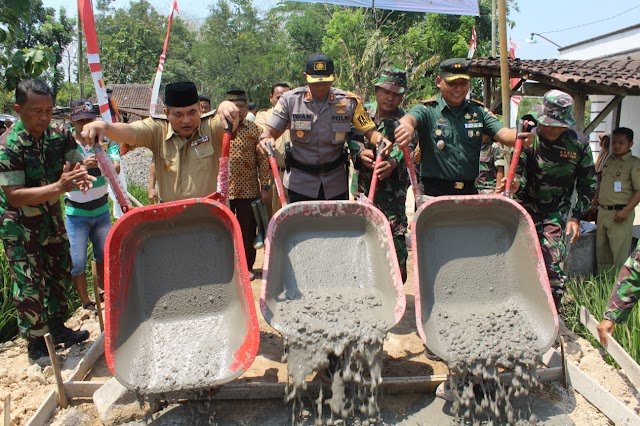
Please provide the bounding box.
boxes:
[374,67,407,94]
[439,58,470,82]
[532,89,576,128]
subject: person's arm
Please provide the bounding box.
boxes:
[80,120,137,146]
[394,114,418,148]
[148,160,158,204]
[615,191,640,222]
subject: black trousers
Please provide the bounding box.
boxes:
[229,198,257,270]
[288,184,348,203]
[421,177,477,196]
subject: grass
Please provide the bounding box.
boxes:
[563,268,640,365]
[0,183,149,343]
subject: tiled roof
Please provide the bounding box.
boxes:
[469,58,640,96]
[90,84,164,116]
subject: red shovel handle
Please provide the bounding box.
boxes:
[505,120,524,198]
[265,142,287,207]
[216,122,233,202]
[367,141,387,202]
[402,144,424,206]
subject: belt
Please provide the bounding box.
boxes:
[599,204,626,211]
[422,178,475,190]
[290,155,344,176]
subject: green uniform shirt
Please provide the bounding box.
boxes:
[0,120,82,218]
[598,151,640,206]
[408,96,504,181]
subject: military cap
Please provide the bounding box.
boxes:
[532,90,576,128]
[305,53,335,84]
[374,67,407,94]
[165,82,199,107]
[225,89,248,102]
[70,99,96,121]
[439,58,471,82]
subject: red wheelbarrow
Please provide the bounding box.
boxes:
[260,143,406,338]
[406,129,558,363]
[104,128,260,395]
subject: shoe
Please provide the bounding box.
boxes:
[27,337,49,362]
[249,271,256,281]
[48,319,90,347]
[83,301,96,311]
[425,347,442,362]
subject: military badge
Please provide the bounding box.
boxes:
[164,162,172,172]
[473,112,478,118]
[468,130,474,137]
[296,130,305,138]
[335,108,347,114]
[475,130,481,137]
[335,101,347,107]
[435,129,443,136]
[464,113,471,120]
[437,140,445,150]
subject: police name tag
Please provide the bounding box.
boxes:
[191,135,209,147]
[614,180,622,192]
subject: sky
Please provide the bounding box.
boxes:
[43,0,640,60]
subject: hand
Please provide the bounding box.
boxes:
[566,218,580,245]
[217,101,240,132]
[375,159,397,180]
[394,122,414,148]
[360,149,375,170]
[596,319,614,347]
[83,154,98,169]
[500,176,520,193]
[517,131,536,147]
[614,209,629,222]
[58,162,95,193]
[379,138,393,156]
[148,187,159,204]
[261,188,272,205]
[258,138,275,156]
[79,121,109,146]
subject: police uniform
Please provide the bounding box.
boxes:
[130,111,224,202]
[0,120,83,339]
[408,96,503,195]
[268,86,375,200]
[596,151,640,271]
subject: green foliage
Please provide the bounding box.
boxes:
[3,47,56,91]
[564,270,640,365]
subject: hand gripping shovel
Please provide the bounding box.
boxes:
[504,120,524,198]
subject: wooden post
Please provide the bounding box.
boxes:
[3,394,9,426]
[483,77,491,107]
[91,261,104,332]
[573,93,587,133]
[43,334,68,409]
[498,0,510,127]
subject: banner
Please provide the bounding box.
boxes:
[288,0,479,15]
[467,26,477,59]
[150,0,179,115]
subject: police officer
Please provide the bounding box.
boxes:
[511,90,597,309]
[81,82,239,202]
[258,53,389,202]
[0,79,94,361]
[393,58,533,196]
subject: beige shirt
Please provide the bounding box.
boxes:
[131,115,223,202]
[599,151,640,206]
[255,108,289,168]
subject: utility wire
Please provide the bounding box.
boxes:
[539,3,640,35]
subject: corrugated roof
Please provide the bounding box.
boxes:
[469,58,640,96]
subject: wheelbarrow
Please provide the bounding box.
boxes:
[260,142,406,338]
[104,126,260,395]
[407,127,558,363]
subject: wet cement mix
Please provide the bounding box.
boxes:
[273,288,393,425]
[435,305,544,424]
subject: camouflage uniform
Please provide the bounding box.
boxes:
[0,120,82,339]
[475,140,506,194]
[603,240,640,323]
[515,91,596,300]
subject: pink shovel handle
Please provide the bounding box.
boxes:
[505,120,524,198]
[216,122,233,203]
[367,141,387,202]
[265,142,287,207]
[402,144,424,206]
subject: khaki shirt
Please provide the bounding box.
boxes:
[599,151,640,206]
[131,115,223,202]
[268,86,375,199]
[255,108,289,168]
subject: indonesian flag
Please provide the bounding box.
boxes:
[509,37,521,90]
[169,0,179,15]
[467,26,477,59]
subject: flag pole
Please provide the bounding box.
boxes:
[498,0,510,127]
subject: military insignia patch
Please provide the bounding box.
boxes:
[335,101,347,107]
[164,162,172,172]
[296,130,305,138]
[335,108,346,114]
[435,129,443,136]
[314,61,326,71]
[464,113,471,119]
[475,130,481,137]
[468,130,474,137]
[437,140,445,150]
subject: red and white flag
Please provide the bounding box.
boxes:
[149,0,179,115]
[509,37,521,90]
[467,26,477,59]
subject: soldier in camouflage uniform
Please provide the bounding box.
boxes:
[349,68,415,282]
[475,134,506,194]
[597,239,640,346]
[513,90,597,309]
[0,79,93,361]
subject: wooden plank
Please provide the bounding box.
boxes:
[584,96,624,135]
[64,381,108,398]
[67,332,105,382]
[4,394,9,426]
[580,306,640,387]
[44,334,67,409]
[573,93,587,133]
[25,391,57,426]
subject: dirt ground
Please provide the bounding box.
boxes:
[1,247,639,425]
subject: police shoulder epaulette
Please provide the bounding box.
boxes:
[292,87,307,94]
[149,113,168,120]
[420,98,437,105]
[469,98,486,107]
[200,109,217,119]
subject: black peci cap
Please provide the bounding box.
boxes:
[164,82,199,107]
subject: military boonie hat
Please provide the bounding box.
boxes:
[439,58,471,82]
[532,89,576,128]
[374,67,407,94]
[305,53,335,84]
[70,99,96,121]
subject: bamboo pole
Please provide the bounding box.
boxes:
[3,394,9,426]
[43,334,68,409]
[498,0,510,128]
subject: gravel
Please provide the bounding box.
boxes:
[121,148,153,189]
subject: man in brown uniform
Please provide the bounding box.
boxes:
[80,82,239,202]
[258,53,390,202]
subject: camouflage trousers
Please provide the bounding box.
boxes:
[532,211,567,296]
[604,240,640,323]
[2,204,71,339]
